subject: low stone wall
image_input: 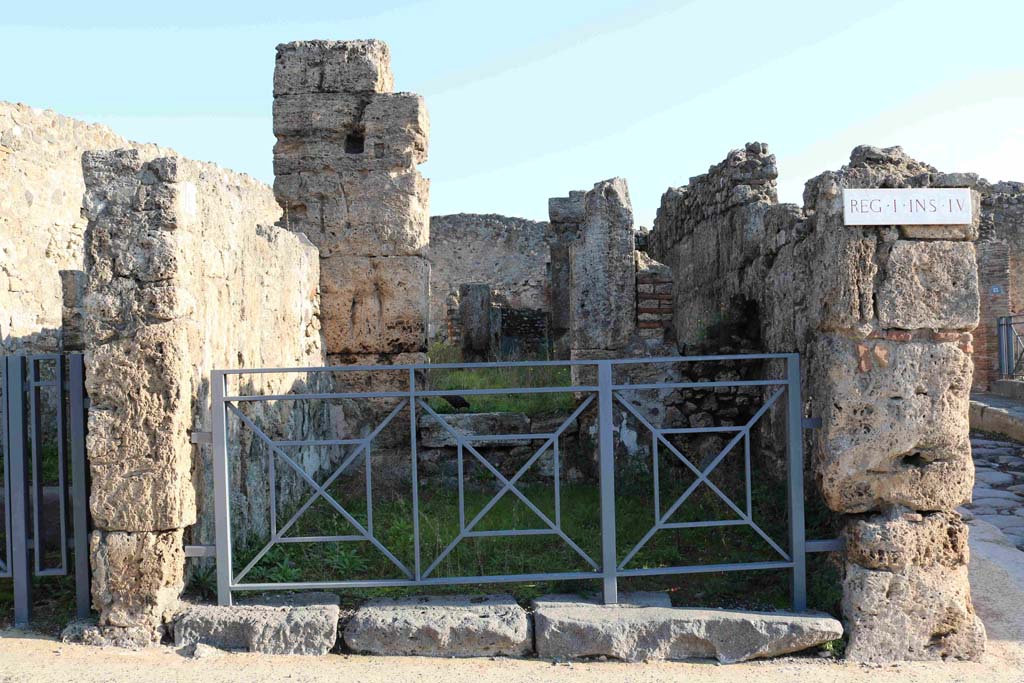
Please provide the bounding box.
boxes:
[649,142,984,662]
[0,102,161,353]
[427,214,552,342]
[76,149,326,642]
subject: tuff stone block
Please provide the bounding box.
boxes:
[320,255,429,354]
[812,336,974,513]
[275,170,429,256]
[274,39,393,96]
[90,530,185,635]
[843,561,984,662]
[876,241,979,330]
[273,93,428,175]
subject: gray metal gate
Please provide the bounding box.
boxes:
[209,353,809,610]
[1,354,90,627]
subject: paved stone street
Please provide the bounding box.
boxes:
[962,432,1024,549]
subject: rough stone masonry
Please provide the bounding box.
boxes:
[648,143,985,662]
[273,40,430,367]
[74,148,325,645]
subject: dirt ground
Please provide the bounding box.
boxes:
[1,519,1022,683]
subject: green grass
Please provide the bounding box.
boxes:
[424,342,574,417]
[225,473,841,615]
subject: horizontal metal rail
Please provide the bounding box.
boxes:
[209,353,807,611]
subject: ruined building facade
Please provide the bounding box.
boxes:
[649,143,984,662]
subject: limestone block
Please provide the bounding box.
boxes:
[320,255,429,354]
[417,412,532,448]
[274,39,393,95]
[812,336,974,513]
[85,321,196,531]
[876,241,979,330]
[174,593,341,655]
[275,170,429,256]
[532,594,843,663]
[569,178,636,351]
[843,563,985,662]
[343,595,532,657]
[91,529,185,634]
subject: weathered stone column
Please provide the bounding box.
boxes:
[558,178,636,358]
[77,149,323,646]
[801,148,985,661]
[273,40,430,370]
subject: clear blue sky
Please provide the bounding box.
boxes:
[3,0,1022,226]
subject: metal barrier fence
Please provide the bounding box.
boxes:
[998,315,1024,379]
[210,354,807,610]
[1,354,90,627]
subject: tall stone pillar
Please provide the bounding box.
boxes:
[548,191,584,358]
[273,40,430,370]
[799,147,985,662]
[556,178,636,358]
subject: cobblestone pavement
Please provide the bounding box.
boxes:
[962,432,1024,550]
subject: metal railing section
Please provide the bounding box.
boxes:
[211,354,806,611]
[1,354,90,627]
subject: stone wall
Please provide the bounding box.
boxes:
[973,181,1024,387]
[76,149,325,643]
[649,143,985,662]
[974,239,1010,388]
[0,102,161,353]
[428,213,551,343]
[273,40,430,368]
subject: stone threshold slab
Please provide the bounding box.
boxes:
[532,593,843,663]
[343,594,532,657]
[173,592,340,655]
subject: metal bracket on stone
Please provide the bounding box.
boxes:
[184,545,217,558]
[801,417,822,430]
[190,431,212,445]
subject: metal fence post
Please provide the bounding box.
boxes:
[597,361,618,604]
[7,356,32,627]
[998,317,1007,378]
[211,370,233,606]
[785,354,807,612]
[69,354,91,618]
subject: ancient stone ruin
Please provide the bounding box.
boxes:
[3,36,1020,665]
[649,142,984,662]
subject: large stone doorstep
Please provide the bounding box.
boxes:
[343,594,532,657]
[174,592,340,655]
[532,594,843,663]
